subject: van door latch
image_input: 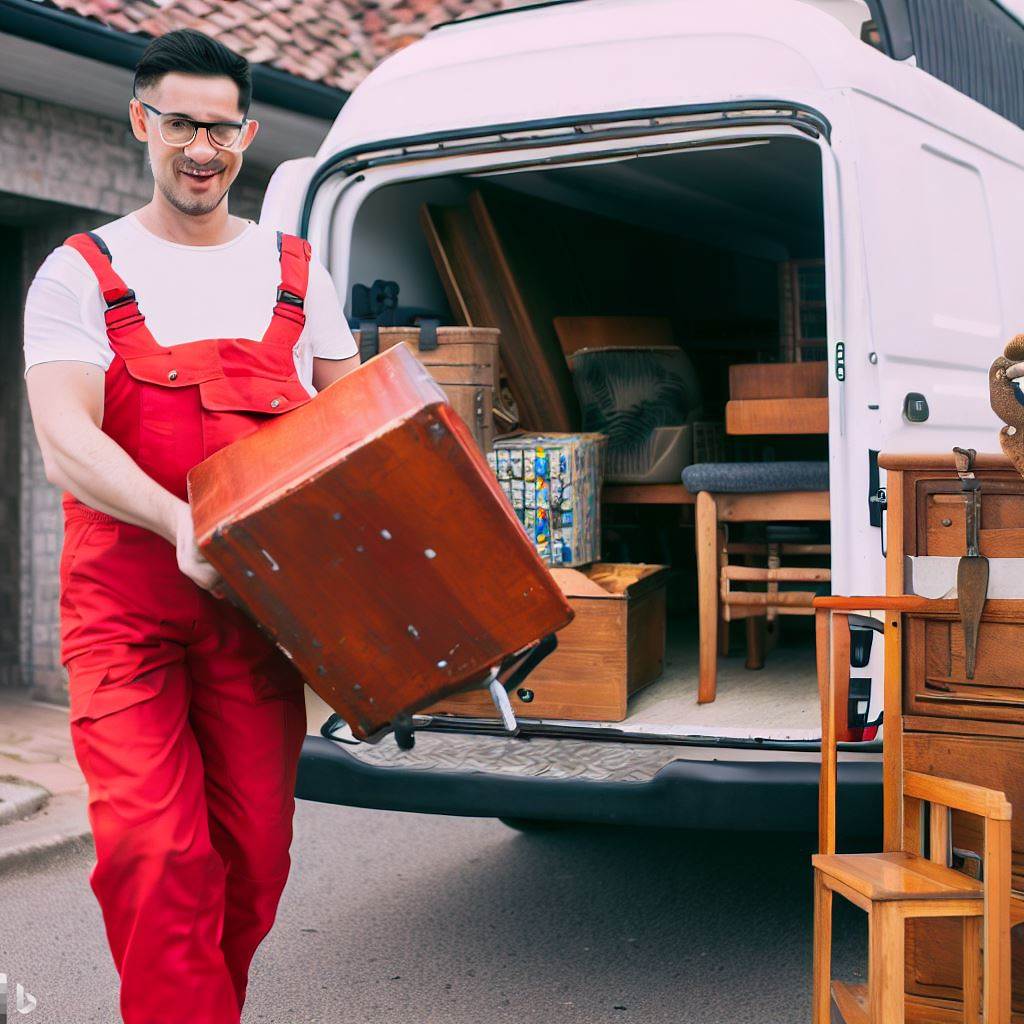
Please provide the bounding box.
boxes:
[868,449,887,556]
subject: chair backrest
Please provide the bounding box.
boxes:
[816,596,1013,1024]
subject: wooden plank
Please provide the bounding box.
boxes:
[468,189,579,432]
[879,452,1011,472]
[729,361,828,400]
[696,490,719,704]
[418,202,531,430]
[552,315,675,357]
[725,396,828,435]
[717,490,830,522]
[830,981,869,1024]
[984,816,1013,1024]
[813,874,835,1024]
[870,903,906,1024]
[818,607,837,855]
[601,483,695,505]
[723,565,830,583]
[905,772,1012,821]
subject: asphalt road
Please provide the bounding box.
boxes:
[0,801,869,1023]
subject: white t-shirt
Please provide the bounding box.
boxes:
[23,212,357,398]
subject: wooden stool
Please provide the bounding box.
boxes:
[682,461,830,703]
[813,597,1012,1024]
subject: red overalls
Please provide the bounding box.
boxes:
[59,228,316,1024]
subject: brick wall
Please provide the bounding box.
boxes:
[6,87,272,701]
[0,89,269,220]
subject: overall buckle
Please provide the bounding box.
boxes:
[104,290,143,331]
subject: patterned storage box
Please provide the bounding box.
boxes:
[486,432,606,567]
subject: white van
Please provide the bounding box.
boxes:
[261,0,1024,832]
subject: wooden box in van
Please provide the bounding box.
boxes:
[352,326,500,452]
[187,343,573,742]
[425,563,669,722]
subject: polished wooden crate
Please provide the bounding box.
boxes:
[425,563,669,722]
[881,453,1024,1021]
[188,344,573,741]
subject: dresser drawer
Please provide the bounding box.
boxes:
[904,611,1024,724]
[917,478,1024,557]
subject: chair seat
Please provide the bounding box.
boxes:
[812,851,983,903]
[681,460,829,494]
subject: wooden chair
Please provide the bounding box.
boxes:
[813,596,1012,1024]
[683,461,830,703]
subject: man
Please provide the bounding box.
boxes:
[23,28,359,1024]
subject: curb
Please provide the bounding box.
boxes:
[0,778,50,827]
[0,791,92,877]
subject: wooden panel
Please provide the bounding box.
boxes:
[728,361,827,400]
[426,565,668,722]
[552,316,675,357]
[903,731,1024,892]
[188,344,573,741]
[904,613,1024,725]
[725,396,828,435]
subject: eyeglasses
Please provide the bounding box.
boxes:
[133,97,251,152]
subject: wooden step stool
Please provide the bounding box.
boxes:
[813,596,1012,1024]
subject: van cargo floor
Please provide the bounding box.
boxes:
[616,632,821,741]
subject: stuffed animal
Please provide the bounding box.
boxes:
[989,333,1024,478]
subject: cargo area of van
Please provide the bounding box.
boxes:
[341,133,834,747]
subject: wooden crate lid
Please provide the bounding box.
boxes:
[550,562,670,599]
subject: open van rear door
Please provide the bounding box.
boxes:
[846,94,1007,452]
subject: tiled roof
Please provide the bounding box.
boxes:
[41,0,544,94]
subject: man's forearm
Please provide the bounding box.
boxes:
[46,421,181,543]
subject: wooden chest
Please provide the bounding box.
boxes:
[187,344,573,741]
[881,453,1024,1020]
[353,326,499,452]
[425,563,669,722]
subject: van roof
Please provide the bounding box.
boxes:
[315,0,1023,164]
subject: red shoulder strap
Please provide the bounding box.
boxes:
[64,232,157,353]
[262,231,312,348]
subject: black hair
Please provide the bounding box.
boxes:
[134,28,252,115]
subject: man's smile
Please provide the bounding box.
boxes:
[178,165,222,181]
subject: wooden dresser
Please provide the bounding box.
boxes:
[881,453,1024,1022]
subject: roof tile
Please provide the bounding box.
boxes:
[40,0,550,97]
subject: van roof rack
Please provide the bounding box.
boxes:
[430,0,585,33]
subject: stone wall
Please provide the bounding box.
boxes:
[5,86,271,701]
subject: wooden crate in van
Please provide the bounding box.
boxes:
[353,326,499,452]
[426,563,669,722]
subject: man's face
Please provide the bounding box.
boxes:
[129,72,259,217]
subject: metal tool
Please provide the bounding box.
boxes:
[952,447,989,679]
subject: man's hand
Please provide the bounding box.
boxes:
[171,500,223,595]
[1006,362,1024,381]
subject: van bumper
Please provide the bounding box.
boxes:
[296,736,882,834]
